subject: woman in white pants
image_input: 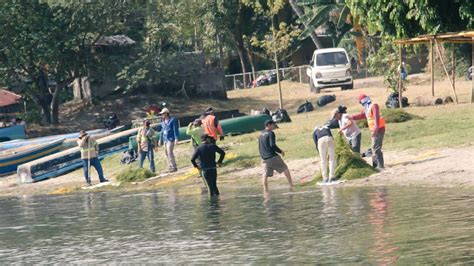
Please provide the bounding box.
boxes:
[312,116,338,183]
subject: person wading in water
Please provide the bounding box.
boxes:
[191,134,225,197]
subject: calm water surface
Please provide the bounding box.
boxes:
[0,186,473,264]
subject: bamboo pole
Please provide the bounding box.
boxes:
[434,40,458,104]
[430,40,435,96]
[398,45,403,108]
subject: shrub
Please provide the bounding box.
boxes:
[381,109,421,123]
[356,109,420,128]
[116,166,155,182]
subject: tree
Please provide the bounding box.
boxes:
[244,0,301,108]
[288,0,324,49]
[0,0,130,124]
[346,0,474,38]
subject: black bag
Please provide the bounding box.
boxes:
[120,150,137,164]
[317,95,336,107]
[385,92,409,108]
[297,101,314,113]
[272,108,292,123]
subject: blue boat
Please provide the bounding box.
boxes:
[0,138,65,175]
[0,126,126,151]
[0,125,26,142]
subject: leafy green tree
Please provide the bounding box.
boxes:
[346,0,474,38]
[244,0,301,108]
[0,0,130,124]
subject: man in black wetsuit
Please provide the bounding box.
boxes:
[191,134,226,197]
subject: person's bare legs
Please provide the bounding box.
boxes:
[283,168,293,191]
[262,174,269,197]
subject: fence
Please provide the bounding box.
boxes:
[225,65,311,91]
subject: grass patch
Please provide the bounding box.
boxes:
[357,108,421,128]
[381,108,422,123]
[116,166,155,182]
[311,135,376,182]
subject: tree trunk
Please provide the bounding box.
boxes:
[50,86,62,125]
[288,0,323,49]
[236,45,248,88]
[73,76,92,103]
[247,49,257,82]
[35,72,52,124]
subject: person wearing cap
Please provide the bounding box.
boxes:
[77,130,108,186]
[159,108,179,172]
[333,106,362,153]
[191,134,226,197]
[186,119,204,148]
[137,119,157,173]
[313,117,339,183]
[201,106,224,144]
[351,94,386,169]
[258,120,293,195]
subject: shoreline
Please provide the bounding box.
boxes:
[1,144,473,198]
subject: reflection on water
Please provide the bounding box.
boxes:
[0,186,473,264]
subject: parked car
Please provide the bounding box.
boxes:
[468,66,473,80]
[306,48,353,93]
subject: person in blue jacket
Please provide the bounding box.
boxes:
[159,108,179,172]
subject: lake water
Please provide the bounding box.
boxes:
[0,186,473,264]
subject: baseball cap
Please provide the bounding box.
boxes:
[357,93,367,103]
[159,108,170,114]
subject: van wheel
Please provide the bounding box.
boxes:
[315,87,321,93]
[342,82,354,91]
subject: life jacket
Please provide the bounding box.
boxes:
[80,139,98,159]
[202,115,220,141]
[366,103,385,131]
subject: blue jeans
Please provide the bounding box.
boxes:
[82,157,106,183]
[138,148,155,173]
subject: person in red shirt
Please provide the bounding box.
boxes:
[351,94,386,169]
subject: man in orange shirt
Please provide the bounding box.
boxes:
[351,94,386,169]
[201,107,224,144]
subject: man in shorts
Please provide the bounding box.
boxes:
[258,120,293,195]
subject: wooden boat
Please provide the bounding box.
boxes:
[0,125,26,142]
[0,138,65,175]
[17,125,156,183]
[0,126,126,151]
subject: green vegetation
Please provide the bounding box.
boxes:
[334,134,376,180]
[116,167,155,183]
[381,109,422,123]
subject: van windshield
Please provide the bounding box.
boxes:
[316,52,348,66]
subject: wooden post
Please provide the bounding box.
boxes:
[430,40,435,96]
[398,44,403,108]
[452,44,455,93]
[275,52,283,109]
[435,40,458,104]
[299,67,302,83]
[233,75,236,90]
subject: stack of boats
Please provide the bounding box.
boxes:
[0,126,125,177]
[1,112,270,184]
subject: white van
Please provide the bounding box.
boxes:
[306,48,353,93]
